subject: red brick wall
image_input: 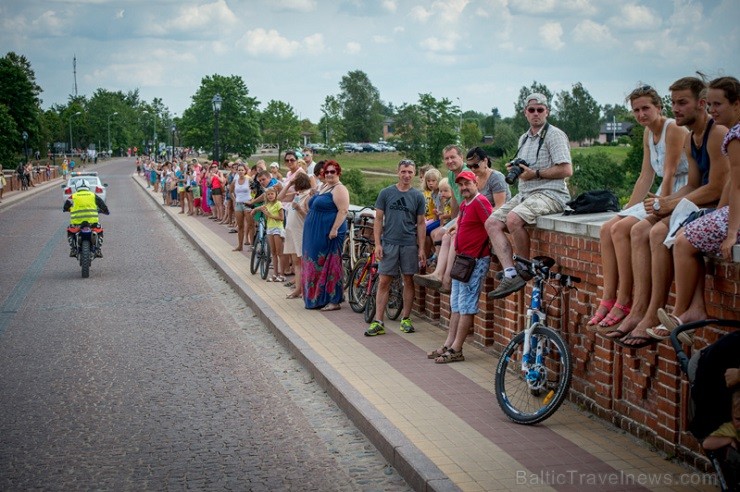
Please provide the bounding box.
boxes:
[414,225,739,467]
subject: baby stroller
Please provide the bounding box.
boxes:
[671,319,740,492]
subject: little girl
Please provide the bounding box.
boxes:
[422,168,442,258]
[428,178,453,260]
[257,187,285,282]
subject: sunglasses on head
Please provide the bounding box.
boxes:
[629,84,655,98]
[527,107,546,114]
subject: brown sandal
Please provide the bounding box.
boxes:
[434,348,464,364]
[427,346,447,359]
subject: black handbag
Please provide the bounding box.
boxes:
[450,254,477,282]
[449,198,490,283]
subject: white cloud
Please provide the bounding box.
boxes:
[31,10,65,35]
[115,9,125,19]
[409,5,432,23]
[272,0,317,12]
[151,0,238,34]
[303,33,325,55]
[420,32,460,53]
[239,28,301,58]
[393,26,404,33]
[345,41,361,54]
[373,35,391,44]
[382,0,397,13]
[611,3,661,30]
[563,0,597,16]
[539,22,564,50]
[510,0,556,14]
[573,20,615,45]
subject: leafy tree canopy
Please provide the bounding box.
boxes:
[394,93,458,167]
[337,70,384,142]
[261,100,300,159]
[553,82,601,143]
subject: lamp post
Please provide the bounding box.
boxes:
[171,124,176,160]
[69,111,82,156]
[107,111,118,156]
[212,93,222,163]
[22,131,29,163]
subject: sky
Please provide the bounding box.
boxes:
[1,0,738,124]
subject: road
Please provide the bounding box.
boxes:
[0,159,409,491]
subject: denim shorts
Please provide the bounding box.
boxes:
[266,227,285,238]
[234,202,249,212]
[450,256,490,315]
[378,242,419,276]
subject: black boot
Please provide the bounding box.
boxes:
[69,248,77,257]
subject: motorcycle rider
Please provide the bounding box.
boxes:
[63,180,110,257]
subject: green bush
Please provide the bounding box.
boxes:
[568,151,630,203]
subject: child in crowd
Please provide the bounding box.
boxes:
[256,187,286,282]
[422,168,442,260]
[427,178,453,263]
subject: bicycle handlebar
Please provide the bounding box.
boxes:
[512,255,581,287]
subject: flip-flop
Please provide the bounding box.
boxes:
[320,304,340,312]
[646,324,671,340]
[615,334,656,349]
[603,326,632,339]
[656,309,694,344]
[285,292,302,299]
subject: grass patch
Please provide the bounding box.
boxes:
[571,145,630,164]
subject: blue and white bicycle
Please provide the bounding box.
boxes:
[494,255,580,425]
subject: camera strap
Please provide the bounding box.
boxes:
[514,122,549,165]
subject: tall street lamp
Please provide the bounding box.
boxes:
[22,131,29,163]
[212,93,222,163]
[69,111,82,155]
[171,124,177,161]
[107,111,118,156]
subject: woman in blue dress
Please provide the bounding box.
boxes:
[302,160,349,311]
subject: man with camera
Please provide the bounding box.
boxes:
[486,93,573,299]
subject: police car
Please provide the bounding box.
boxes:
[62,172,108,202]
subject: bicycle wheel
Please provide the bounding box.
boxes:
[386,275,403,320]
[494,324,572,425]
[348,258,370,313]
[259,236,271,280]
[364,277,377,323]
[249,236,261,274]
[341,236,352,289]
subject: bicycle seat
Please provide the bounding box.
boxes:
[533,256,555,268]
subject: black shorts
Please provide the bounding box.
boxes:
[211,188,222,196]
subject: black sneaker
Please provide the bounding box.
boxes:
[487,275,526,299]
[95,250,103,258]
[69,249,77,257]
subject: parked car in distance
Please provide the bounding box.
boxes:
[308,143,328,153]
[360,143,382,152]
[342,143,364,153]
[62,172,108,202]
[378,143,397,152]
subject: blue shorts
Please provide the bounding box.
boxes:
[450,256,490,315]
[378,242,419,276]
[425,219,440,236]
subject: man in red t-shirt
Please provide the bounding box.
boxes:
[430,171,492,364]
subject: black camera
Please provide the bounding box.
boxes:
[505,158,527,184]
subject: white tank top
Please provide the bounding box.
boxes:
[648,118,689,193]
[233,176,252,203]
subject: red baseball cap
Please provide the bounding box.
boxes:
[455,170,476,183]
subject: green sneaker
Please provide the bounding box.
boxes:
[364,321,386,337]
[399,317,415,333]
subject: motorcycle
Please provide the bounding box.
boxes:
[67,221,103,278]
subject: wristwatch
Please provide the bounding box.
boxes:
[535,169,541,179]
[653,199,661,211]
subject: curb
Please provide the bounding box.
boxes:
[132,174,458,492]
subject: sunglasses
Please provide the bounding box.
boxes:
[629,84,655,98]
[399,159,415,166]
[323,169,337,175]
[284,158,296,163]
[467,162,480,169]
[527,107,546,114]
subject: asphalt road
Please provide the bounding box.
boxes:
[0,159,409,491]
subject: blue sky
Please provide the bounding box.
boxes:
[1,0,738,122]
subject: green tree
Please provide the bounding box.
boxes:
[337,70,384,142]
[261,100,300,159]
[601,103,632,123]
[512,82,554,134]
[0,52,42,159]
[553,82,600,144]
[319,95,345,149]
[394,93,458,167]
[568,152,628,198]
[0,104,19,165]
[489,121,519,157]
[661,95,674,118]
[460,121,482,150]
[180,74,261,159]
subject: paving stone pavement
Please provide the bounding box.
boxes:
[0,167,410,492]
